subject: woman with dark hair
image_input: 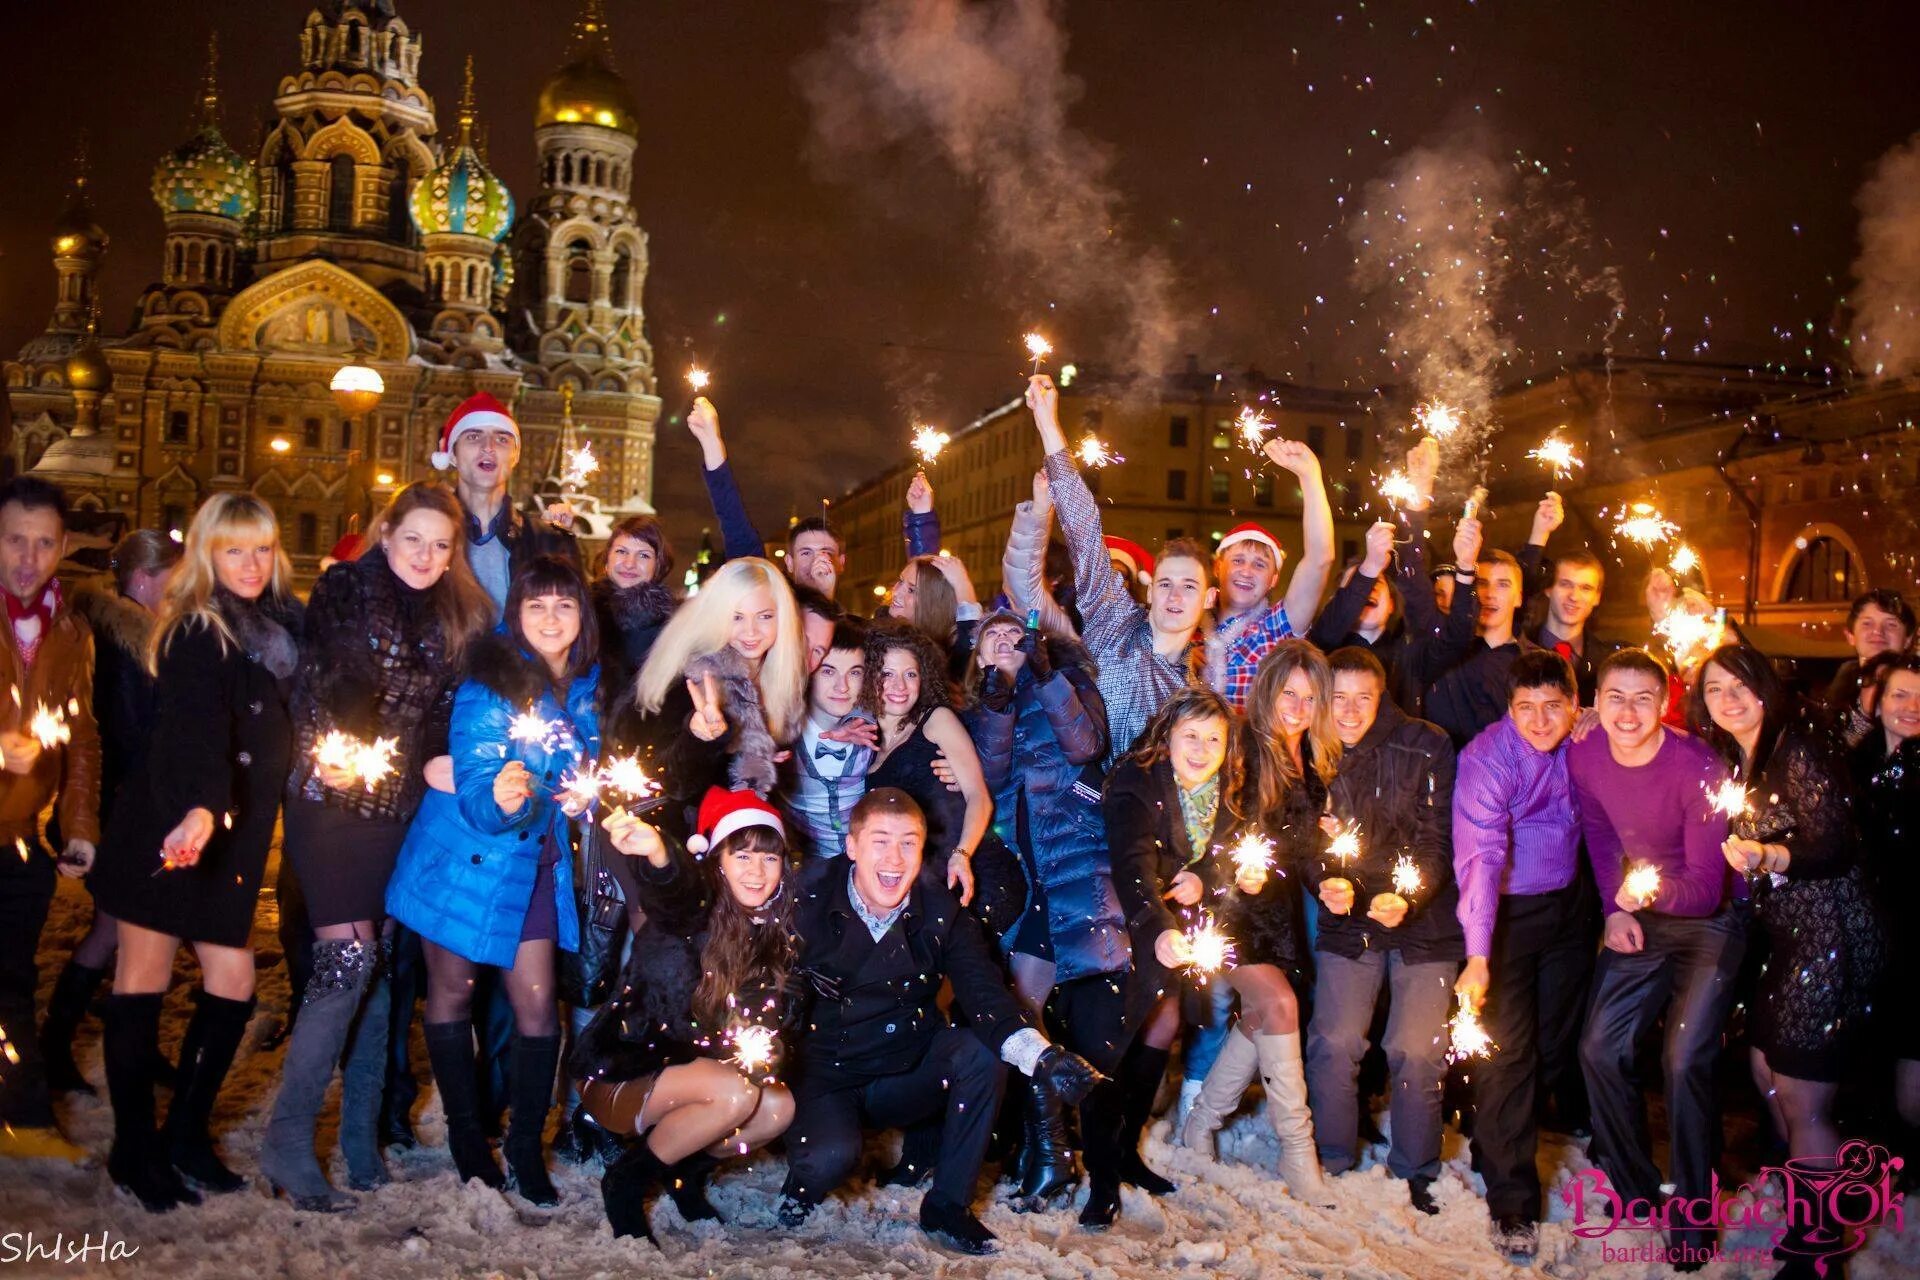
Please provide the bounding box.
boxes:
[1178,640,1334,1205]
[592,514,676,695]
[1690,642,1884,1266]
[385,554,601,1204]
[42,530,181,1096]
[574,788,801,1243]
[260,483,495,1210]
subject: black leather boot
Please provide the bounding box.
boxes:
[602,1138,667,1242]
[40,961,106,1095]
[665,1150,722,1221]
[1077,1081,1125,1230]
[1013,1073,1079,1211]
[504,1033,561,1205]
[164,989,254,1193]
[1116,1044,1175,1195]
[423,1021,504,1187]
[104,993,198,1213]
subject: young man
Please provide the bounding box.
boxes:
[1825,588,1916,711]
[779,619,875,858]
[779,789,1100,1254]
[1571,649,1743,1270]
[431,391,579,613]
[1453,650,1594,1263]
[1303,647,1460,1214]
[1425,549,1534,749]
[0,476,102,1162]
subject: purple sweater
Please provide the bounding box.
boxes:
[1568,729,1733,918]
[1452,716,1583,956]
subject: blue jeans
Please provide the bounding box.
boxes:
[1305,947,1456,1179]
[1181,979,1236,1081]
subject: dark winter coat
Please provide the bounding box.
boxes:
[1305,702,1463,965]
[788,856,1030,1087]
[630,646,782,842]
[590,577,675,701]
[71,583,151,830]
[965,636,1126,982]
[1223,742,1325,976]
[284,550,463,823]
[571,837,802,1084]
[1104,757,1239,1033]
[90,591,303,947]
[1425,636,1541,750]
[384,632,599,967]
[465,501,580,581]
[1308,518,1478,716]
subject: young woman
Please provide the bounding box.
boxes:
[574,787,800,1243]
[43,531,181,1096]
[632,556,807,833]
[964,609,1119,1217]
[89,494,303,1212]
[385,555,601,1205]
[260,484,493,1210]
[1178,640,1336,1204]
[886,554,978,678]
[1690,643,1884,1256]
[592,514,676,696]
[1102,686,1244,1225]
[1853,656,1920,1166]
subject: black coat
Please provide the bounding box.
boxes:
[571,838,801,1084]
[1104,756,1238,1034]
[91,593,303,947]
[284,551,462,823]
[590,577,674,703]
[71,584,157,829]
[1425,637,1539,751]
[789,857,1029,1087]
[1305,702,1463,965]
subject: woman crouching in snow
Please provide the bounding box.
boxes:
[575,787,800,1243]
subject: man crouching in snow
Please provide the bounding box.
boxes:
[777,788,1102,1254]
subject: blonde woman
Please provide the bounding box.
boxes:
[90,494,302,1212]
[631,557,807,828]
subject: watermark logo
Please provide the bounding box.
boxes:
[1561,1140,1904,1275]
[1,1231,141,1265]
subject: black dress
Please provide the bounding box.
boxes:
[91,593,301,948]
[867,709,1027,944]
[1735,726,1886,1082]
[1852,728,1919,1059]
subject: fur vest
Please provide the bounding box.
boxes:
[683,646,780,795]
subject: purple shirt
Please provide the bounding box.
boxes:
[1568,729,1733,919]
[1452,716,1583,956]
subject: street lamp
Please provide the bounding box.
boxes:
[329,347,385,417]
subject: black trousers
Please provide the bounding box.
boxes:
[0,841,57,1127]
[783,1026,1008,1210]
[1470,882,1596,1220]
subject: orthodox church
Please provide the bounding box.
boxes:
[2,0,660,577]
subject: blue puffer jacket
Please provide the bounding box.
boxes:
[387,632,601,967]
[965,635,1127,981]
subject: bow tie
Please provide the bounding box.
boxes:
[815,742,850,762]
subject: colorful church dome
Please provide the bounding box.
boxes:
[150,37,257,222]
[410,58,514,242]
[533,1,637,136]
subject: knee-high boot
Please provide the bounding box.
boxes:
[41,961,106,1095]
[504,1033,561,1205]
[423,1020,504,1187]
[1117,1044,1175,1195]
[1254,1031,1332,1206]
[258,941,367,1211]
[338,942,392,1190]
[104,993,198,1212]
[1076,1080,1126,1229]
[164,989,254,1193]
[1011,1073,1079,1210]
[1180,1024,1259,1159]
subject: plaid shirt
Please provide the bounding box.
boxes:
[1044,452,1198,765]
[1205,600,1297,714]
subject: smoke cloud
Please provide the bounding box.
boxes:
[1850,129,1920,379]
[798,0,1182,379]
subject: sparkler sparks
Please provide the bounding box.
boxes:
[28,704,70,750]
[1327,821,1362,867]
[1390,853,1423,898]
[1706,779,1754,822]
[1236,406,1275,452]
[1183,915,1236,975]
[1024,331,1052,373]
[686,367,711,393]
[910,424,951,466]
[1075,434,1121,468]
[311,730,401,791]
[560,441,599,490]
[730,1023,778,1075]
[1670,544,1701,575]
[1448,993,1498,1063]
[1527,434,1583,483]
[598,754,662,806]
[1378,471,1419,509]
[1228,832,1275,880]
[507,710,565,751]
[1652,606,1726,663]
[1623,862,1662,905]
[1614,502,1680,548]
[1414,401,1462,439]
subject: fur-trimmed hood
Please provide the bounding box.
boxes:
[71,580,154,661]
[466,629,563,709]
[684,646,780,796]
[590,576,677,634]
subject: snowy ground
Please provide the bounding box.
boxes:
[5,861,1915,1280]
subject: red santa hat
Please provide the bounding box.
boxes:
[1104,535,1155,586]
[1215,522,1284,563]
[686,786,786,856]
[431,392,518,470]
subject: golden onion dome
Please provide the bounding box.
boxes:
[534,2,637,136]
[65,339,110,392]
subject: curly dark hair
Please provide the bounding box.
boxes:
[862,617,952,724]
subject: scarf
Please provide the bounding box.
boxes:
[6,578,61,670]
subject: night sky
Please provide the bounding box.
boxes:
[2,0,1914,557]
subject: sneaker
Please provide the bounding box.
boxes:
[1492,1215,1538,1263]
[775,1194,815,1229]
[1408,1174,1440,1215]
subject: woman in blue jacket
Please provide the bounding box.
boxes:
[387,555,600,1204]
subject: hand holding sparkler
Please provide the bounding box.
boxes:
[1229,831,1275,894]
[1454,955,1490,1013]
[1360,521,1396,576]
[1262,436,1321,481]
[1618,861,1662,912]
[493,760,534,817]
[1366,892,1410,928]
[1530,493,1565,545]
[1024,331,1052,375]
[1162,869,1204,908]
[910,425,950,468]
[604,806,667,866]
[685,395,725,470]
[1448,991,1498,1063]
[159,806,216,872]
[1527,433,1583,493]
[1318,877,1356,916]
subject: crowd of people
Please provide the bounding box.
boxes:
[0,375,1914,1275]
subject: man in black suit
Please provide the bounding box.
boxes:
[777,788,1100,1254]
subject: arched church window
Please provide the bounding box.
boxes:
[277,156,297,231]
[610,247,633,310]
[1779,535,1863,605]
[328,155,357,231]
[561,154,574,185]
[387,168,414,244]
[564,241,593,304]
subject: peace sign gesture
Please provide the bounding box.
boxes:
[687,673,728,742]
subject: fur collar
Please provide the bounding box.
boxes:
[684,646,780,796]
[71,581,154,659]
[466,630,552,709]
[216,590,301,680]
[592,576,676,633]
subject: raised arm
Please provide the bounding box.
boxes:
[688,398,766,562]
[1264,438,1334,627]
[1038,418,1140,660]
[1002,473,1076,638]
[1518,494,1564,604]
[904,470,943,559]
[1309,521,1394,648]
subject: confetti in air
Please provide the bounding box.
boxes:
[1075,434,1121,468]
[311,730,401,791]
[1448,993,1497,1063]
[1614,502,1680,548]
[910,424,951,465]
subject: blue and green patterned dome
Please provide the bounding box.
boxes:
[151,124,257,222]
[409,143,514,242]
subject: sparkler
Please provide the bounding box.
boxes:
[1527,434,1583,486]
[730,1023,778,1076]
[507,709,565,751]
[1622,862,1662,905]
[311,730,401,791]
[1378,471,1419,509]
[1182,914,1235,976]
[1326,821,1362,867]
[28,704,70,750]
[1614,502,1679,549]
[560,440,599,491]
[1652,606,1726,664]
[1447,992,1497,1063]
[1390,853,1423,898]
[1075,434,1121,469]
[910,424,951,466]
[1024,332,1052,374]
[1670,544,1701,576]
[1706,779,1754,822]
[686,367,711,393]
[1236,406,1275,453]
[1414,401,1462,440]
[557,752,665,818]
[1228,831,1276,880]
[557,767,605,816]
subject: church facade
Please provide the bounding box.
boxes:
[2,0,660,579]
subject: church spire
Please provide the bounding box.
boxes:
[197,31,221,129]
[456,53,477,148]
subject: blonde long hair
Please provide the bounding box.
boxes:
[149,492,295,673]
[635,556,807,740]
[1247,638,1341,822]
[363,483,495,665]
